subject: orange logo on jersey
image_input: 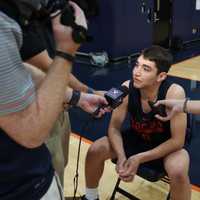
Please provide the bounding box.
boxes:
[131,117,164,141]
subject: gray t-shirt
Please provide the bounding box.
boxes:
[0,12,35,116]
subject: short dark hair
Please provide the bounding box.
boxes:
[141,45,173,73]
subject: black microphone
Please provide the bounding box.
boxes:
[148,101,166,117]
[93,85,129,116]
[104,85,129,109]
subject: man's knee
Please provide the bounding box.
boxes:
[86,137,111,161]
[165,150,189,182]
[166,164,188,182]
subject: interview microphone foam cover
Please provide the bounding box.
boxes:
[119,85,129,97]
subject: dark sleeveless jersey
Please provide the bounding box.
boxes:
[128,78,172,147]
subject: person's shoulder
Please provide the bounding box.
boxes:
[0,11,19,28]
[166,83,185,100]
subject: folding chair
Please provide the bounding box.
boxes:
[110,163,170,200]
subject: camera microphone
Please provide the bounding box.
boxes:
[93,85,129,116]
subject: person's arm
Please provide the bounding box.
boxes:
[108,81,129,177]
[183,100,200,114]
[68,75,106,96]
[24,63,46,87]
[135,84,187,163]
[154,99,200,121]
[25,63,108,117]
[68,72,92,93]
[26,48,101,95]
[108,98,128,157]
[0,2,86,148]
[25,50,52,72]
[108,81,129,159]
[0,57,72,148]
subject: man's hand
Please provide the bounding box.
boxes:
[51,1,87,54]
[77,93,109,117]
[116,156,127,175]
[93,90,106,97]
[119,155,140,182]
[154,99,185,121]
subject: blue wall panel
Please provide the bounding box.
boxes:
[172,0,200,41]
[80,0,154,58]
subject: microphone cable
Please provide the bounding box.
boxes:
[72,85,129,199]
[72,114,101,200]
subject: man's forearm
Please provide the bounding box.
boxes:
[186,100,200,114]
[25,50,52,73]
[24,63,46,87]
[26,50,91,93]
[0,2,87,148]
[0,57,72,148]
[29,57,72,133]
[108,127,126,159]
[68,73,89,92]
[136,138,184,164]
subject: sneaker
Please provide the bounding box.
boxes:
[81,195,99,200]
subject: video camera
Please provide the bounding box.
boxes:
[1,0,91,43]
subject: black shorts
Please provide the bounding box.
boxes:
[121,129,164,173]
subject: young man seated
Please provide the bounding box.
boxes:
[82,46,191,200]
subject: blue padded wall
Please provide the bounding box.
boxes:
[172,0,200,42]
[79,0,154,58]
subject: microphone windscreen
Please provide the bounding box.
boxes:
[118,85,129,97]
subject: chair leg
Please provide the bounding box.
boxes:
[110,177,141,200]
[110,178,121,200]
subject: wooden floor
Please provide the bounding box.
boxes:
[169,55,200,81]
[64,134,200,200]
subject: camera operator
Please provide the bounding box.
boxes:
[0,1,108,200]
[16,0,104,189]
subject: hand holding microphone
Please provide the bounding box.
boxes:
[92,85,129,116]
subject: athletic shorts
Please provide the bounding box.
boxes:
[121,129,164,173]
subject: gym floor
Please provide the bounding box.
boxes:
[64,134,200,200]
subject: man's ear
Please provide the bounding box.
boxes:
[157,72,167,83]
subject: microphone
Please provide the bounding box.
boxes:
[104,85,129,109]
[93,85,129,116]
[148,101,166,117]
